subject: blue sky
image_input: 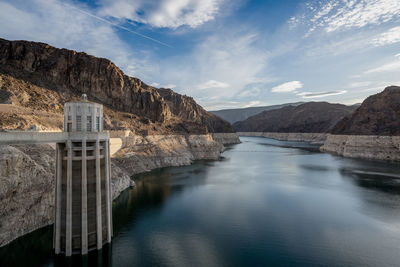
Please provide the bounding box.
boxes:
[0,0,400,110]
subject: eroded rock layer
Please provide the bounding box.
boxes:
[321,135,400,161]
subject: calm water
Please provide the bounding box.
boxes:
[2,136,400,267]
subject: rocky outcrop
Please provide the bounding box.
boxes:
[211,133,241,145]
[233,102,357,133]
[331,86,400,135]
[237,132,327,145]
[0,144,55,248]
[158,88,234,133]
[321,135,400,161]
[0,38,234,134]
[112,134,224,175]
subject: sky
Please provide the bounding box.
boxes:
[0,0,400,110]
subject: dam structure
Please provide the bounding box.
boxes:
[54,94,112,256]
[0,94,113,256]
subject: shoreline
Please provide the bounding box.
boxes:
[238,132,400,162]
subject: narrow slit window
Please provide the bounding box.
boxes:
[96,116,100,131]
[76,115,81,131]
[87,116,92,132]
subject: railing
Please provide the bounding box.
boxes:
[0,131,110,145]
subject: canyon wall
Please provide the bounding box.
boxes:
[0,132,237,247]
[0,38,234,134]
[237,132,327,145]
[321,135,400,161]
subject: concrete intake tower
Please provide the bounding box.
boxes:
[54,94,112,256]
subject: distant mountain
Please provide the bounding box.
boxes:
[210,102,305,124]
[331,86,400,135]
[233,102,357,133]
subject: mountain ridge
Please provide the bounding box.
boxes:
[210,102,305,124]
[233,102,357,133]
[0,38,234,134]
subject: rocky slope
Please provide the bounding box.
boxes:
[233,102,357,133]
[331,86,400,135]
[0,38,233,134]
[210,102,304,124]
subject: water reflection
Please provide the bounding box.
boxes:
[2,137,400,267]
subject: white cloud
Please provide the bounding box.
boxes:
[162,84,177,89]
[364,59,400,74]
[202,100,261,110]
[297,90,347,99]
[372,26,400,46]
[99,0,224,29]
[238,86,261,98]
[196,80,230,90]
[271,81,303,93]
[292,0,400,34]
[348,81,372,88]
[155,30,270,106]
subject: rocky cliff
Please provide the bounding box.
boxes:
[233,102,357,133]
[331,86,400,135]
[321,135,400,161]
[0,38,233,134]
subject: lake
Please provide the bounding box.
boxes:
[2,136,400,267]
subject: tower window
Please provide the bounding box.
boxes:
[76,115,81,131]
[87,116,92,132]
[96,116,100,131]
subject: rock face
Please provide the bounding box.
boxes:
[112,134,224,176]
[237,132,327,145]
[0,144,55,248]
[0,38,233,134]
[211,133,241,145]
[321,135,400,161]
[331,86,400,135]
[233,102,357,133]
[210,102,304,124]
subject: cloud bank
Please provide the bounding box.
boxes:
[99,0,225,28]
